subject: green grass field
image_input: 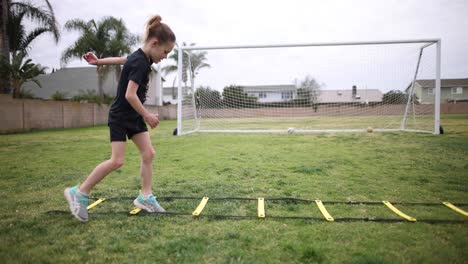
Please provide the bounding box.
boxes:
[0,115,467,263]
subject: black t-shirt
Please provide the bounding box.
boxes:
[109,48,153,119]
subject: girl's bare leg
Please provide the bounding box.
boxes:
[79,141,126,194]
[131,132,155,195]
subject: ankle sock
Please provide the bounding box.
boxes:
[77,188,89,197]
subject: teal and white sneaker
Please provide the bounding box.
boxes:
[64,186,89,222]
[134,193,166,213]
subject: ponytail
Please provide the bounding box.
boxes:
[145,15,176,44]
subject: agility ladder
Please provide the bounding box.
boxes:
[48,196,468,223]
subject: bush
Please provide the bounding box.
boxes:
[51,91,68,101]
[383,90,411,104]
[71,90,113,105]
[18,89,35,99]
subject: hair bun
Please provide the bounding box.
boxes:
[148,15,162,27]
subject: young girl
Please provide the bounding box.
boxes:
[64,15,176,222]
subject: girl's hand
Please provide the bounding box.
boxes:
[83,52,98,65]
[144,113,160,129]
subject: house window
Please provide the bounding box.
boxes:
[282,91,293,100]
[427,88,435,95]
[258,92,267,98]
[451,87,463,94]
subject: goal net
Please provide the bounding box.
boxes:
[175,40,440,135]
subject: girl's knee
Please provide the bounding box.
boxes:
[110,158,124,170]
[142,148,155,163]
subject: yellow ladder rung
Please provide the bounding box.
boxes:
[443,202,468,216]
[315,200,334,222]
[383,201,416,222]
[258,198,265,218]
[129,208,142,215]
[87,198,105,210]
[192,197,209,216]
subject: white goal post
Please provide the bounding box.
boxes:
[176,39,441,135]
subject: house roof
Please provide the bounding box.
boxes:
[22,67,120,99]
[23,65,165,99]
[415,78,468,88]
[240,85,296,92]
[318,89,383,103]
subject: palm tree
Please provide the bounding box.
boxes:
[61,16,138,98]
[1,0,10,60]
[161,47,183,100]
[8,0,59,58]
[0,51,46,98]
[1,0,59,93]
[188,50,210,80]
[161,43,210,99]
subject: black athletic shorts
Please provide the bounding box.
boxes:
[108,113,148,142]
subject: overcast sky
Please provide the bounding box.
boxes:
[26,0,468,91]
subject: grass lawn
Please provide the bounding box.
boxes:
[0,114,467,263]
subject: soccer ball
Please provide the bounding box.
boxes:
[287,127,295,134]
[366,127,373,133]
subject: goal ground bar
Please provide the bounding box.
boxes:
[383,201,417,222]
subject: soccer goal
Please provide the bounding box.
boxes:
[176,39,441,135]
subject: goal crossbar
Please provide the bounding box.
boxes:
[179,39,440,51]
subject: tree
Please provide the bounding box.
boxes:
[61,16,138,98]
[195,86,221,108]
[1,0,59,93]
[187,49,210,81]
[0,0,10,93]
[161,47,182,99]
[8,0,59,57]
[296,88,311,104]
[222,85,257,108]
[296,75,322,111]
[0,51,46,98]
[1,0,9,60]
[161,42,210,99]
[382,90,409,104]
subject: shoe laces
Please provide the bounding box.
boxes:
[77,194,89,207]
[147,195,160,206]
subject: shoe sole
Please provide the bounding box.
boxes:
[134,199,166,213]
[64,189,88,222]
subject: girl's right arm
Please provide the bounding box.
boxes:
[125,80,159,128]
[83,52,127,65]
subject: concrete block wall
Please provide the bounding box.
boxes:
[441,103,468,114]
[1,94,466,134]
[1,98,24,133]
[23,99,64,130]
[0,95,176,134]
